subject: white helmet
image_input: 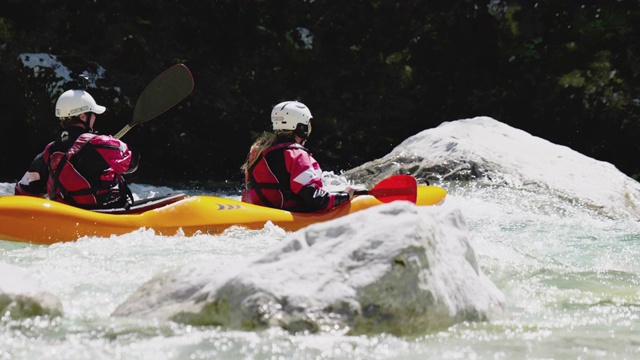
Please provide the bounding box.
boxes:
[271,101,312,131]
[55,90,106,118]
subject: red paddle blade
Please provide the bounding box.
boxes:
[368,175,418,203]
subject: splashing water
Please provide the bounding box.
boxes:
[2,179,640,359]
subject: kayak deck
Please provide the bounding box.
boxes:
[93,193,187,214]
[0,186,446,245]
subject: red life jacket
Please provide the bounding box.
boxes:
[244,142,327,211]
[44,132,134,208]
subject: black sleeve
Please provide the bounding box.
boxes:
[297,186,350,212]
[332,191,351,207]
[125,146,141,174]
[297,185,331,211]
[29,152,48,175]
[15,152,48,195]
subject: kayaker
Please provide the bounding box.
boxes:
[241,100,355,212]
[15,89,139,209]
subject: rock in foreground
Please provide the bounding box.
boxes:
[114,202,504,335]
[0,263,63,319]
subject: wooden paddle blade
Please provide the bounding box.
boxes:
[132,63,194,126]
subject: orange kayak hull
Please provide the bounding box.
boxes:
[0,186,446,245]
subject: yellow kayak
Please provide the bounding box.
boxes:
[0,185,446,245]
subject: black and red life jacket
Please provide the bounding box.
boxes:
[244,142,309,210]
[43,127,134,209]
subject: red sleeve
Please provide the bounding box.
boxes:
[89,135,134,174]
[284,148,346,211]
[284,148,324,194]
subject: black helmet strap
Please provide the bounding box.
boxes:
[294,123,310,140]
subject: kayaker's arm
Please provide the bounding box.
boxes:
[15,152,48,197]
[331,190,352,207]
[297,185,354,211]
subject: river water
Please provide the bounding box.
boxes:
[1,180,639,359]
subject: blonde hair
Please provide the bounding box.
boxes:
[241,131,295,173]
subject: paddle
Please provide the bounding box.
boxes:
[114,64,194,139]
[353,174,418,203]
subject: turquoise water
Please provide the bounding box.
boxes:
[1,181,640,359]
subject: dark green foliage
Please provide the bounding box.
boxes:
[1,0,639,184]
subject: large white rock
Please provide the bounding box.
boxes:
[113,202,505,335]
[347,117,640,220]
[0,262,63,318]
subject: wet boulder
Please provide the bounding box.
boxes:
[0,263,63,319]
[345,117,640,220]
[113,202,505,336]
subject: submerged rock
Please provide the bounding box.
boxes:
[113,202,505,336]
[0,263,63,319]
